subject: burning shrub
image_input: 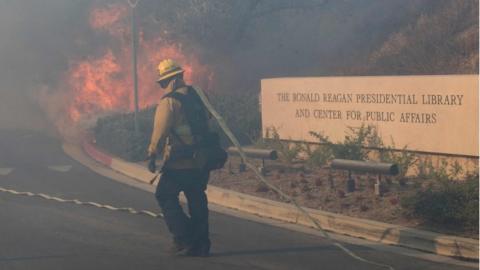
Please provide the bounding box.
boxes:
[50,2,214,139]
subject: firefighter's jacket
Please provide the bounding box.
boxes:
[148,85,202,169]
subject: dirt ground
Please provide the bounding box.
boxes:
[209,156,476,239]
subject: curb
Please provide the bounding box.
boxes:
[82,140,479,260]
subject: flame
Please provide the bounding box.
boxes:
[56,3,213,135]
[89,3,128,37]
[68,49,124,122]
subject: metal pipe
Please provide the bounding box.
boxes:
[227,147,278,160]
[331,159,399,175]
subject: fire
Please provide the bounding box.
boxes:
[89,3,128,37]
[68,50,123,122]
[59,2,213,133]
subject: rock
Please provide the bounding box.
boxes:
[389,197,399,205]
[301,185,311,192]
[290,181,298,188]
[255,184,269,193]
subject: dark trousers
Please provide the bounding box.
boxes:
[155,168,210,248]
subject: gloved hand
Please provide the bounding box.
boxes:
[147,153,157,173]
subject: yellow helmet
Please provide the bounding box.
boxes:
[156,59,184,82]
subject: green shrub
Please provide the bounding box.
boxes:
[379,140,418,180]
[302,142,333,168]
[416,157,435,179]
[263,127,302,164]
[417,158,469,181]
[310,124,380,161]
[400,175,479,233]
[448,160,465,181]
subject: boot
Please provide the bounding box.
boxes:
[167,241,192,256]
[185,241,210,257]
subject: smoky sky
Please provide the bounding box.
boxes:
[0,0,477,134]
[0,1,95,86]
[0,0,437,91]
[0,1,94,133]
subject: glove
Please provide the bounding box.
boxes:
[147,153,157,173]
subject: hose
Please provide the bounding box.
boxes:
[192,86,394,270]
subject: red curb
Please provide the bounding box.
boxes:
[82,140,113,166]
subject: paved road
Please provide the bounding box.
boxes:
[0,130,474,270]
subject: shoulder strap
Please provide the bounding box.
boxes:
[162,87,208,144]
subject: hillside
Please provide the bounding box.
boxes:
[0,0,477,140]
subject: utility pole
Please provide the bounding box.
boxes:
[128,0,140,134]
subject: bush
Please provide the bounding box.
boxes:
[302,142,333,169]
[262,127,303,164]
[416,158,470,181]
[310,124,381,160]
[94,107,155,161]
[209,89,261,145]
[379,141,418,181]
[92,89,262,162]
[400,175,479,233]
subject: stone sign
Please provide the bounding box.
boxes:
[261,75,479,157]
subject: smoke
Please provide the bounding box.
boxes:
[0,0,94,136]
[0,0,476,140]
[0,0,210,139]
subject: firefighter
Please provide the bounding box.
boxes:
[147,59,211,257]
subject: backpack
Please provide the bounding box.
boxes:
[163,87,227,171]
